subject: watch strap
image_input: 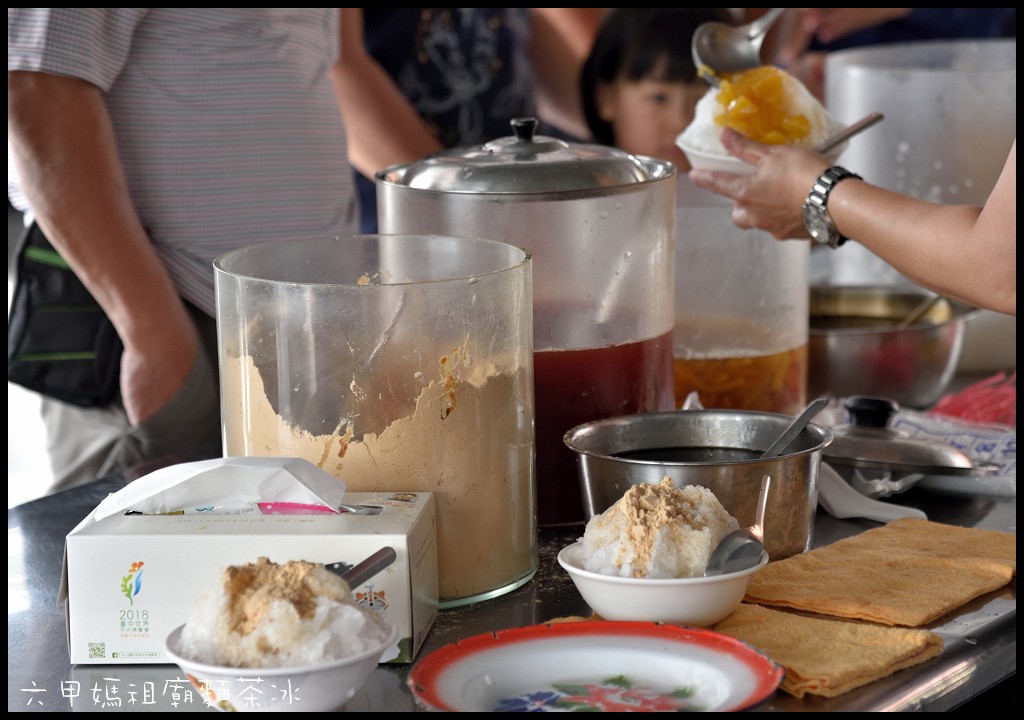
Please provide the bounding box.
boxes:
[806,166,863,248]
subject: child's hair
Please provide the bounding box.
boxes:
[581,8,734,146]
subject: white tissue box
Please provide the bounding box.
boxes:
[60,491,438,665]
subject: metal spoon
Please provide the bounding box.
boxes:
[895,293,942,330]
[338,503,383,515]
[760,397,829,459]
[693,8,787,86]
[814,112,885,155]
[701,398,825,577]
[704,474,771,577]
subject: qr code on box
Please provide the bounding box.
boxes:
[88,642,106,659]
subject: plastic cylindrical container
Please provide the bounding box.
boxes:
[673,177,808,414]
[378,118,677,527]
[824,39,1016,373]
[215,235,536,608]
[827,40,1015,207]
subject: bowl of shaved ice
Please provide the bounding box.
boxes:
[165,557,398,712]
[557,478,767,627]
[677,65,848,174]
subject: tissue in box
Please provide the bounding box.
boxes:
[59,458,438,665]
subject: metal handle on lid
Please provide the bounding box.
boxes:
[510,117,538,143]
[844,396,899,428]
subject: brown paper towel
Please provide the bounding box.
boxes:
[744,518,1016,626]
[712,604,943,699]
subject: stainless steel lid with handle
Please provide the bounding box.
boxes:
[386,117,671,194]
[824,396,1001,477]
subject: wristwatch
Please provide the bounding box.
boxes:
[801,166,862,249]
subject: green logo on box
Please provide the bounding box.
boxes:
[121,561,144,605]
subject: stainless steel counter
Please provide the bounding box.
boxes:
[7,464,1015,712]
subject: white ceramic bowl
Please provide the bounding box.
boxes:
[164,622,398,712]
[557,542,767,627]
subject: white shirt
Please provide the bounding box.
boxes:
[8,8,359,315]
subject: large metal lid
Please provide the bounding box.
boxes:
[823,397,1000,477]
[385,117,672,194]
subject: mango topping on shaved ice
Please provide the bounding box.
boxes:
[714,66,823,146]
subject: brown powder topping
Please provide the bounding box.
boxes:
[613,477,718,575]
[223,557,348,637]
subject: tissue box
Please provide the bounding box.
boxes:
[61,491,438,665]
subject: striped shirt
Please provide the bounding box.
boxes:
[8,8,359,316]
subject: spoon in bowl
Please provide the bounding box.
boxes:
[693,8,787,86]
[895,293,943,330]
[704,474,771,577]
[760,397,829,459]
[702,399,826,577]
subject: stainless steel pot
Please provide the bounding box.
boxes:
[809,286,978,408]
[564,409,833,560]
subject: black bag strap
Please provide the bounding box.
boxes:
[7,221,124,407]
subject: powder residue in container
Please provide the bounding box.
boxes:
[222,353,536,603]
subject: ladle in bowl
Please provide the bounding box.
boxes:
[704,474,771,577]
[760,396,829,459]
[895,293,943,330]
[702,398,826,577]
[692,8,786,86]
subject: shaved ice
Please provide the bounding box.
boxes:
[579,477,739,579]
[178,557,393,668]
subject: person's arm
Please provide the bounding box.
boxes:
[768,9,914,100]
[689,129,1016,317]
[330,7,443,180]
[829,142,1015,317]
[771,9,913,66]
[8,70,198,423]
[529,8,605,140]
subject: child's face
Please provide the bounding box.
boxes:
[597,72,706,171]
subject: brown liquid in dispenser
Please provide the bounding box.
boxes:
[534,331,675,526]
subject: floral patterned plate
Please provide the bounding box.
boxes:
[407,621,783,712]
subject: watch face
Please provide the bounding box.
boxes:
[802,203,828,243]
